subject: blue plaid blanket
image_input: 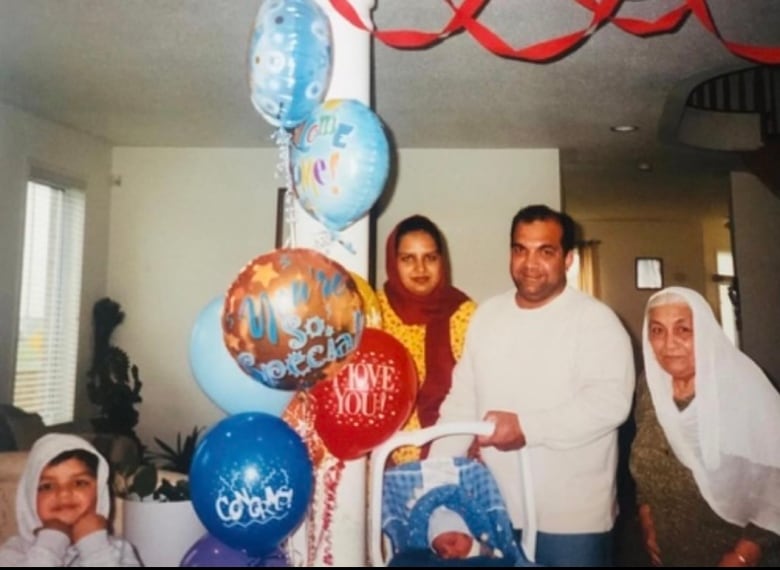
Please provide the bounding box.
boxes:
[382,457,525,565]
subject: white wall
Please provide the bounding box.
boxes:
[731,172,780,388]
[701,216,733,319]
[579,219,707,371]
[107,147,560,445]
[376,149,560,303]
[0,101,112,416]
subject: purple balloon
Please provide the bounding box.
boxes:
[253,547,289,567]
[180,533,288,567]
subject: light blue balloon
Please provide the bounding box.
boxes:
[290,99,390,232]
[249,0,332,129]
[189,296,293,416]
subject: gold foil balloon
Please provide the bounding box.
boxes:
[223,248,364,391]
[349,272,382,329]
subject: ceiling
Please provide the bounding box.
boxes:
[1,0,777,218]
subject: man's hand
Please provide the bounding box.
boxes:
[477,411,526,451]
[71,512,107,544]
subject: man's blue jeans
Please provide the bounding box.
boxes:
[515,528,614,567]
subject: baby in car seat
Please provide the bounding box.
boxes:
[429,506,491,560]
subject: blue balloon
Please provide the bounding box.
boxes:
[189,296,294,416]
[189,413,313,557]
[249,0,332,129]
[290,99,390,232]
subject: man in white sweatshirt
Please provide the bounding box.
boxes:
[431,204,635,566]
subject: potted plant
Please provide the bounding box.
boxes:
[150,425,203,475]
[114,428,206,567]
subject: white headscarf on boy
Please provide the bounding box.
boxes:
[16,433,111,543]
[642,286,780,534]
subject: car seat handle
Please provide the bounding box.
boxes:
[368,421,537,566]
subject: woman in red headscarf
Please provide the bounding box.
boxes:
[378,215,476,464]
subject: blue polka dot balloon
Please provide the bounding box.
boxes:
[189,413,314,556]
[248,0,332,129]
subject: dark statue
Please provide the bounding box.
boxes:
[86,298,142,444]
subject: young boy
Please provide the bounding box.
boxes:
[0,433,140,566]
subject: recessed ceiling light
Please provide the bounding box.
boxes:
[611,125,638,133]
[637,161,653,172]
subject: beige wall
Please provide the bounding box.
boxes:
[701,216,733,320]
[731,172,780,387]
[108,148,282,446]
[579,219,707,371]
[108,147,561,445]
[376,149,560,303]
[0,102,112,417]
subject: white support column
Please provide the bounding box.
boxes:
[288,0,375,566]
[292,0,373,277]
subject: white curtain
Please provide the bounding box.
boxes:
[576,240,600,297]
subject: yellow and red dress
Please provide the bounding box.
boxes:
[378,291,476,464]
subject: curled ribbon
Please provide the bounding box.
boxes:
[306,456,345,566]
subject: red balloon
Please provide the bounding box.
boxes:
[312,328,418,460]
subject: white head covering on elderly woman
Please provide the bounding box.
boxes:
[642,286,780,535]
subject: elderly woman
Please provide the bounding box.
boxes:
[378,215,476,464]
[629,286,780,566]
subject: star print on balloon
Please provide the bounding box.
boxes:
[223,248,365,391]
[251,262,279,287]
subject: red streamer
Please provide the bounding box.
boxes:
[328,0,779,64]
[611,5,691,37]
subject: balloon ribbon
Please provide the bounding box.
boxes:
[306,456,345,566]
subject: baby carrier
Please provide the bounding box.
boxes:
[368,422,538,567]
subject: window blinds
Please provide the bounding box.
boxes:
[13,180,85,425]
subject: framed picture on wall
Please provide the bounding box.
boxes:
[275,187,287,249]
[635,257,663,290]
